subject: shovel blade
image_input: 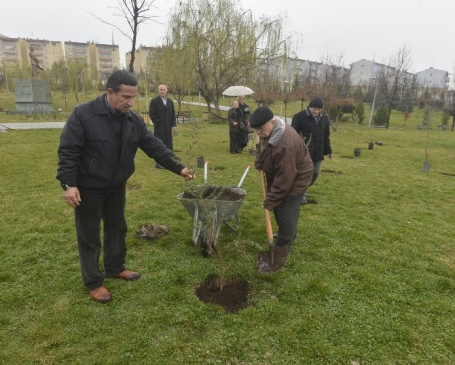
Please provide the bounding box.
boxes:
[256,250,272,274]
[256,246,288,274]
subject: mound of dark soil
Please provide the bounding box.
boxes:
[183,185,244,201]
[195,275,250,313]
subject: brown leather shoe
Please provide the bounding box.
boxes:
[89,285,111,304]
[105,269,141,281]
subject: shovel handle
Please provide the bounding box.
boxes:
[261,170,274,244]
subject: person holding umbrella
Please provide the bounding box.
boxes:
[250,106,313,273]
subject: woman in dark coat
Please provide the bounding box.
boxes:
[227,100,243,154]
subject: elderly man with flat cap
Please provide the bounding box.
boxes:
[250,106,313,273]
[291,96,333,204]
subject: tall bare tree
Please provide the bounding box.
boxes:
[92,0,157,73]
[375,45,413,128]
[446,68,455,131]
[163,0,293,115]
[312,53,352,121]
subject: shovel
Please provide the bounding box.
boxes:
[256,170,288,274]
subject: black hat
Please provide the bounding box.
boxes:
[309,96,323,109]
[250,106,274,128]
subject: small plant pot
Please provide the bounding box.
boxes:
[368,142,374,150]
[422,161,431,172]
[197,156,204,168]
[354,148,361,157]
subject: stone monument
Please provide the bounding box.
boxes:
[13,46,53,113]
[14,79,53,113]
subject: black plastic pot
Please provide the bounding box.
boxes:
[197,156,204,168]
[354,148,361,157]
[422,161,431,172]
[368,142,374,150]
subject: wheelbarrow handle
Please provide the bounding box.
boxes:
[261,170,274,244]
[237,165,250,188]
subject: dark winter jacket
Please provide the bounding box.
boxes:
[238,102,251,121]
[254,118,313,211]
[228,107,243,132]
[57,95,184,190]
[291,108,332,162]
[149,96,176,150]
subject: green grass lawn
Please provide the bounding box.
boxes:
[1,105,455,364]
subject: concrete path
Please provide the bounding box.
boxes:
[0,101,291,131]
[0,122,66,131]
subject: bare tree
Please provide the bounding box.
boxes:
[445,70,455,131]
[163,0,293,115]
[91,0,157,73]
[309,53,352,122]
[375,45,413,128]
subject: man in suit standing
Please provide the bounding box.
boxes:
[149,85,176,168]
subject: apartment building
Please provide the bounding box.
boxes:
[416,67,449,89]
[0,34,119,80]
[125,45,159,73]
[256,56,319,89]
[0,35,63,69]
[350,59,416,87]
[65,41,120,80]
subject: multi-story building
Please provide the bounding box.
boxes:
[0,35,120,81]
[92,43,120,80]
[416,67,449,89]
[350,59,416,87]
[0,35,24,65]
[350,59,383,86]
[125,45,159,73]
[0,35,63,69]
[65,41,120,80]
[256,56,325,89]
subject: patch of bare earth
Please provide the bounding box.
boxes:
[195,275,250,313]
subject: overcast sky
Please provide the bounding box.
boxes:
[3,0,454,74]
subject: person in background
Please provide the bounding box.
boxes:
[57,70,195,304]
[149,84,176,168]
[237,95,250,151]
[250,106,313,273]
[238,95,250,121]
[291,96,333,204]
[227,100,243,154]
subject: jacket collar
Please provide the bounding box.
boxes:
[305,107,322,122]
[268,117,285,147]
[93,94,133,120]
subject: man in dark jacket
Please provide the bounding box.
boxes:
[57,70,195,304]
[149,85,176,168]
[251,106,313,273]
[291,96,333,204]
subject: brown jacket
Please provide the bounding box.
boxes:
[254,119,313,210]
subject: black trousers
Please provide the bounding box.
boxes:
[75,186,128,290]
[273,193,304,249]
[229,131,240,153]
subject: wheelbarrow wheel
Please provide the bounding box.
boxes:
[200,240,211,257]
[198,234,212,257]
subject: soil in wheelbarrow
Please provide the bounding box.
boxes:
[195,274,250,313]
[182,185,244,201]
